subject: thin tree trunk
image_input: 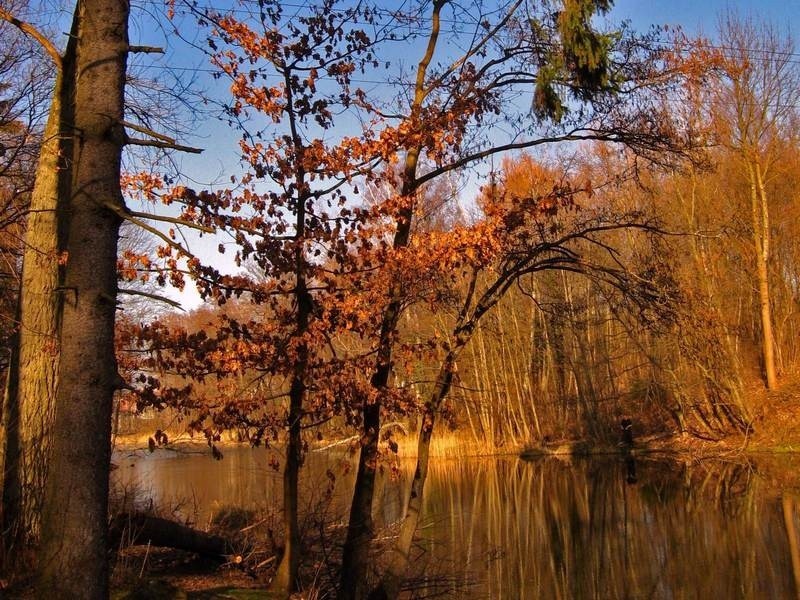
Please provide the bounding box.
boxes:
[37,0,129,595]
[750,159,778,390]
[267,52,315,594]
[340,5,445,593]
[270,288,308,597]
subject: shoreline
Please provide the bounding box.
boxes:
[114,429,800,461]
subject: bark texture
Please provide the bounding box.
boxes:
[36,0,129,596]
[1,22,76,547]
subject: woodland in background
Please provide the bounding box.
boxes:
[0,0,798,598]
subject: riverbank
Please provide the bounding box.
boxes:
[115,375,800,461]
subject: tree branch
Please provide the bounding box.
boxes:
[120,120,177,143]
[103,201,200,261]
[125,136,204,154]
[415,131,623,188]
[432,0,523,90]
[0,8,62,67]
[118,288,184,310]
[126,208,216,234]
[129,45,164,54]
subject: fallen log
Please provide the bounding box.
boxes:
[110,512,239,560]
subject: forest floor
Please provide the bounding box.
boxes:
[111,548,272,600]
[3,548,276,599]
[743,374,800,451]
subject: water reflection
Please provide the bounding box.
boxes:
[113,447,800,598]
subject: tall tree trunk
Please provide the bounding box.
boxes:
[271,120,310,593]
[749,159,777,390]
[36,0,129,595]
[340,3,446,590]
[1,14,76,549]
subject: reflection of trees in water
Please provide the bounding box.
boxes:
[411,457,799,599]
[115,450,800,598]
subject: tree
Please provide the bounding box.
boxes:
[712,14,800,390]
[124,2,400,593]
[0,4,77,551]
[120,2,702,596]
[35,0,130,594]
[1,0,207,581]
[337,1,697,594]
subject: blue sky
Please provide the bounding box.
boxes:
[134,0,800,187]
[612,0,799,36]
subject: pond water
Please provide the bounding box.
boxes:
[112,446,800,598]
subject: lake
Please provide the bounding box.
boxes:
[112,445,800,598]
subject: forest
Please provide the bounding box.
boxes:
[0,0,799,598]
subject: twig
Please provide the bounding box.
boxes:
[126,136,204,154]
[239,517,269,533]
[313,435,359,452]
[138,540,151,579]
[118,288,184,310]
[129,45,164,54]
[255,555,276,570]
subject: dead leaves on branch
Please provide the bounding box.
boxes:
[113,0,711,457]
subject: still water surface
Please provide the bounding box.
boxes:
[113,446,800,598]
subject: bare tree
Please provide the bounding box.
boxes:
[713,14,800,390]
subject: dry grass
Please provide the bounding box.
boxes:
[383,428,525,459]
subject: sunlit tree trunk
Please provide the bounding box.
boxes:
[37,0,129,595]
[715,15,799,391]
[0,9,76,551]
[749,158,778,389]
